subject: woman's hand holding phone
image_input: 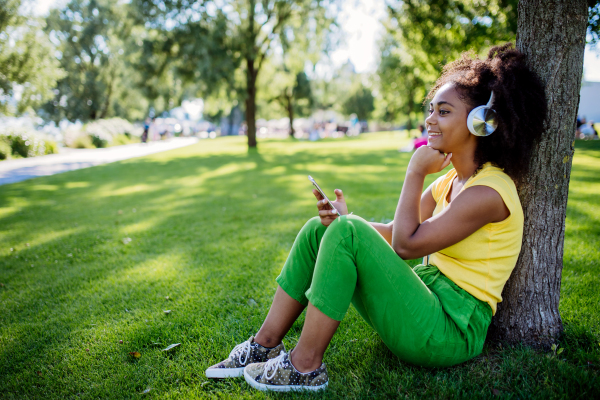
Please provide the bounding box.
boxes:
[313,188,348,227]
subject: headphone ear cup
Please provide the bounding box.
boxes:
[467,106,498,136]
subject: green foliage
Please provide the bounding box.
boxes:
[0,135,11,159]
[311,62,370,119]
[70,133,94,149]
[0,0,65,115]
[376,0,518,126]
[132,0,338,146]
[0,134,599,398]
[589,1,600,45]
[64,117,142,149]
[41,0,147,123]
[90,134,108,149]
[342,83,375,120]
[0,129,59,158]
[293,72,314,117]
[111,133,138,147]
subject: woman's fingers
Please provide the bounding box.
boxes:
[316,199,333,210]
[441,153,453,169]
[319,209,338,217]
[334,189,345,202]
[313,189,324,201]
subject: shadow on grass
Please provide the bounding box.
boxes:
[0,135,598,398]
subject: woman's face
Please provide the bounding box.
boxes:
[425,83,476,154]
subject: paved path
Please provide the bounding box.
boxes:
[0,137,199,185]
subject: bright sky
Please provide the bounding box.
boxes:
[328,0,387,73]
[34,0,600,81]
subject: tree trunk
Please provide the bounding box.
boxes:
[99,70,114,120]
[286,93,295,137]
[245,58,257,148]
[244,0,257,148]
[488,0,588,347]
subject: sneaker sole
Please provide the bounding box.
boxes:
[205,367,245,378]
[243,368,328,392]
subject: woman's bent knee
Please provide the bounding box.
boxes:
[301,216,324,233]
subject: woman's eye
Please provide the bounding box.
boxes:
[428,109,434,114]
[439,110,449,115]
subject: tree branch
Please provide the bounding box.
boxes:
[255,7,293,74]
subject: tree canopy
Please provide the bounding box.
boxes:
[0,0,64,115]
[132,0,338,146]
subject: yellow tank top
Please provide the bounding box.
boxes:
[428,162,524,314]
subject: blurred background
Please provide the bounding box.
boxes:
[1,0,599,158]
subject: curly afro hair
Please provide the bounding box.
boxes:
[426,43,547,183]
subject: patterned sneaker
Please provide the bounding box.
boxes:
[244,351,328,392]
[205,336,286,378]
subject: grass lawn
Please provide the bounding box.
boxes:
[0,132,598,399]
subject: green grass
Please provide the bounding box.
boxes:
[0,132,598,399]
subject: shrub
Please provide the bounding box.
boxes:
[111,133,138,146]
[0,128,59,159]
[71,134,94,149]
[44,140,59,155]
[90,134,109,148]
[64,118,142,149]
[0,137,11,160]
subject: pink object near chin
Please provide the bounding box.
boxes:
[413,138,428,150]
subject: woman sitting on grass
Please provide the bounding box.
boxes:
[205,43,547,392]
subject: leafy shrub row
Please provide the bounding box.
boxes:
[64,118,142,149]
[0,129,59,160]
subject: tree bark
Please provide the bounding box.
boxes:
[245,57,257,148]
[245,0,257,148]
[286,93,295,137]
[488,0,588,347]
[99,69,115,120]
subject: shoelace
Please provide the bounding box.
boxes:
[264,351,287,381]
[229,340,252,365]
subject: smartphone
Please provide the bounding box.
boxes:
[308,175,341,217]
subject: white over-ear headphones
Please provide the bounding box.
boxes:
[467,91,498,136]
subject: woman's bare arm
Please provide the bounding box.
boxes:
[370,187,437,245]
[391,147,508,259]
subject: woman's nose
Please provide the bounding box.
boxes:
[425,112,435,126]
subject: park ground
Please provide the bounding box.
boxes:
[0,132,598,399]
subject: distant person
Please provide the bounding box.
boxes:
[148,117,159,142]
[580,121,595,139]
[309,123,319,141]
[141,117,150,143]
[590,121,598,139]
[205,44,547,392]
[418,123,428,137]
[577,116,587,137]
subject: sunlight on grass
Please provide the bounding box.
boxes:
[0,133,598,399]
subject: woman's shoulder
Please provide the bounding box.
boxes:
[470,163,516,188]
[467,163,522,212]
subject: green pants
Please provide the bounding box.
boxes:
[276,215,492,368]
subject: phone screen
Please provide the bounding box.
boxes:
[308,175,341,216]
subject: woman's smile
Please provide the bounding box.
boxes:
[424,83,475,153]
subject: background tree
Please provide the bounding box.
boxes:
[376,0,518,128]
[375,33,431,129]
[42,0,144,123]
[268,70,313,137]
[588,1,600,45]
[133,0,338,148]
[0,0,64,115]
[489,0,589,347]
[341,83,374,121]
